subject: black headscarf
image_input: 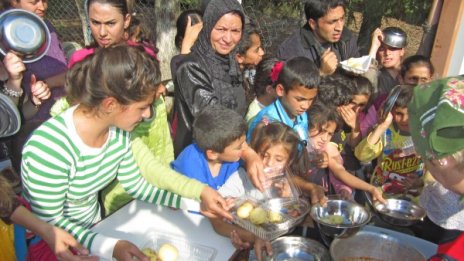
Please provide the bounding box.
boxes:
[192,0,245,83]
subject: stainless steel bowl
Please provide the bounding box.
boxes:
[0,9,51,63]
[382,27,407,48]
[265,236,330,261]
[330,230,427,261]
[373,198,426,226]
[310,199,371,238]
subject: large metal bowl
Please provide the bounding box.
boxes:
[373,198,426,227]
[382,27,407,48]
[0,9,51,63]
[330,230,426,261]
[264,236,330,261]
[310,199,371,238]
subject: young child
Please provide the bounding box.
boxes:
[409,76,464,257]
[306,101,382,201]
[316,74,369,173]
[400,54,434,86]
[214,121,324,260]
[248,56,320,143]
[21,45,200,261]
[245,56,280,123]
[171,105,247,190]
[355,85,424,200]
[366,27,407,98]
[235,28,265,104]
[220,121,319,200]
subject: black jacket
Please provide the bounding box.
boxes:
[277,24,360,66]
[171,52,246,156]
[171,0,246,156]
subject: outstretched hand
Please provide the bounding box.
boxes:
[43,225,99,261]
[200,186,233,221]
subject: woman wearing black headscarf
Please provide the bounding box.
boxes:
[172,0,246,156]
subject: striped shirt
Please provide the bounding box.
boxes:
[21,106,197,259]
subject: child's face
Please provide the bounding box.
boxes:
[240,33,265,66]
[277,85,318,118]
[377,44,404,69]
[309,121,337,151]
[348,94,369,113]
[217,135,246,162]
[260,143,290,169]
[425,154,464,195]
[113,95,154,132]
[403,65,432,85]
[392,106,409,133]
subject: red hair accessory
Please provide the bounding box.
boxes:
[270,61,284,83]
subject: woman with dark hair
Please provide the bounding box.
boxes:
[172,0,247,156]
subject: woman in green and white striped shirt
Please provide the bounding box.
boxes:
[21,45,192,261]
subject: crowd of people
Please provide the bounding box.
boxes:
[0,0,463,260]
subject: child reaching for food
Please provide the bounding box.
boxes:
[211,121,324,260]
[307,101,385,202]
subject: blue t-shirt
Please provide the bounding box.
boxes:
[247,98,309,142]
[171,144,240,190]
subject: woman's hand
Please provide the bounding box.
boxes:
[43,225,98,261]
[180,16,203,54]
[253,237,272,261]
[113,240,148,261]
[30,74,51,105]
[200,186,233,221]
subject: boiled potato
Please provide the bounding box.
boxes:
[249,207,268,225]
[142,247,159,261]
[268,211,283,223]
[158,243,178,261]
[237,202,254,219]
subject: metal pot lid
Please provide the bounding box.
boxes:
[0,9,51,63]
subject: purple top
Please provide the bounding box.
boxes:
[23,21,67,122]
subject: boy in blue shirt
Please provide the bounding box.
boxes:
[248,56,320,143]
[172,106,248,190]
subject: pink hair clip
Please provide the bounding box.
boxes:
[270,61,284,83]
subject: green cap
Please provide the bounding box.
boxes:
[408,75,464,160]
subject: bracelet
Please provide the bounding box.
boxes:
[2,83,24,97]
